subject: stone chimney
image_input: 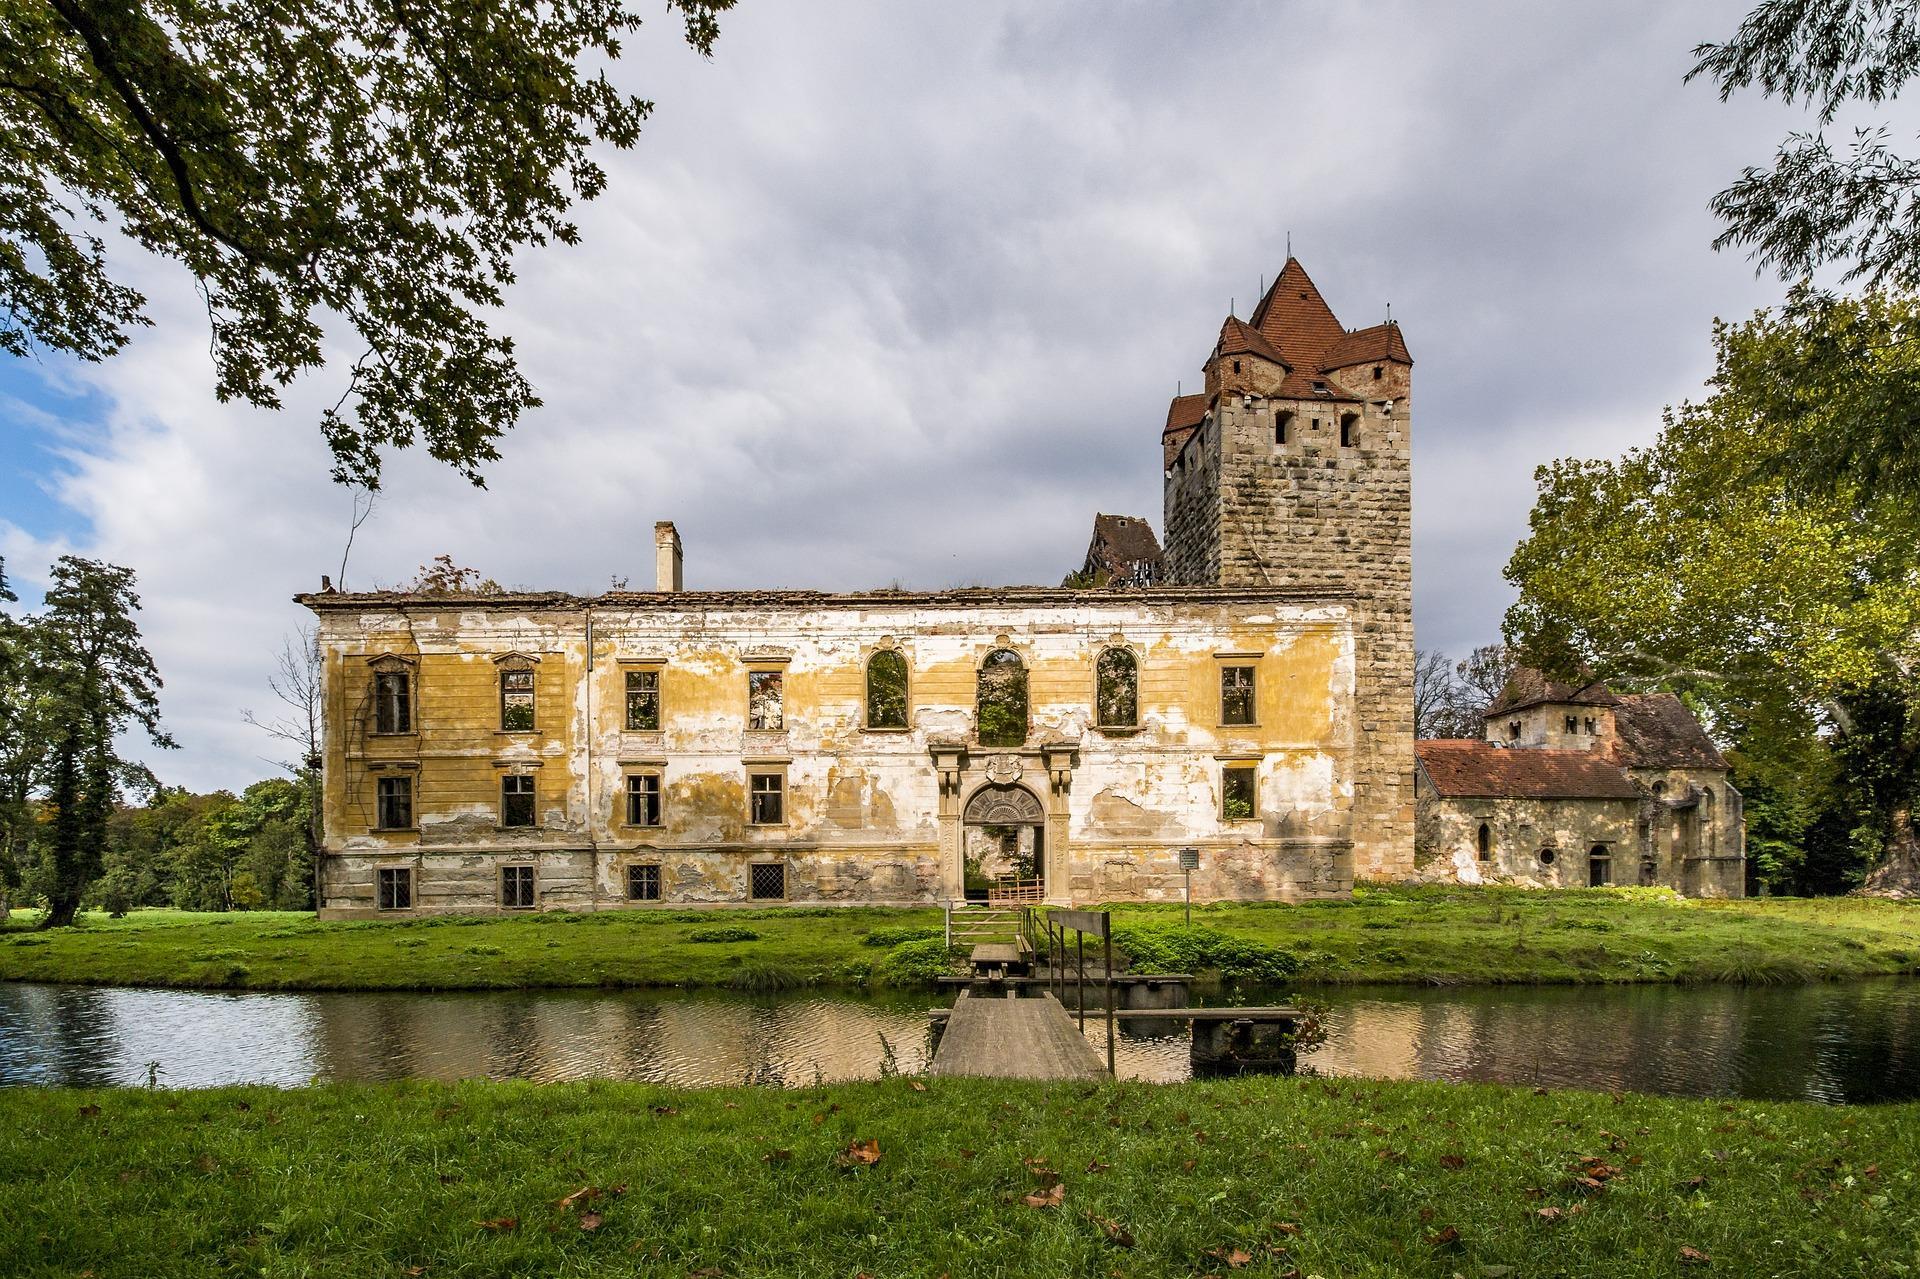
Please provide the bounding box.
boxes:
[654,521,683,592]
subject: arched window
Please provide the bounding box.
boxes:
[1095,648,1139,729]
[1476,823,1492,860]
[866,649,909,730]
[976,649,1029,747]
[1339,411,1359,448]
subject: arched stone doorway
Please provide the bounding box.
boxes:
[962,783,1046,900]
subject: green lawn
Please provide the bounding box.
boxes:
[2,1074,1912,1277]
[0,886,1915,991]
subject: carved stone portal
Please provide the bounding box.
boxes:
[962,783,1046,826]
[983,753,1023,785]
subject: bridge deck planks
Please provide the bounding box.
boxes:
[929,991,1106,1081]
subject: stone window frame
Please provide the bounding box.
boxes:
[371,765,418,831]
[1339,410,1360,448]
[746,759,790,827]
[499,770,538,829]
[863,639,912,733]
[974,638,1031,748]
[626,862,662,902]
[1587,843,1613,887]
[1215,653,1261,727]
[1216,753,1261,823]
[1476,822,1493,860]
[366,653,417,737]
[376,865,414,911]
[744,654,791,733]
[494,652,541,734]
[1092,640,1142,734]
[748,860,789,902]
[622,766,665,829]
[1274,409,1293,446]
[618,657,666,733]
[500,862,537,910]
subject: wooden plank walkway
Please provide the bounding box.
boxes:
[928,991,1106,1081]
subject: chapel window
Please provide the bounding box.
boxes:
[375,775,413,830]
[866,649,909,730]
[1477,823,1492,860]
[501,774,536,828]
[373,669,412,735]
[976,649,1029,747]
[625,669,660,731]
[748,670,784,731]
[1220,664,1256,726]
[1221,764,1257,821]
[500,666,535,732]
[1095,648,1139,729]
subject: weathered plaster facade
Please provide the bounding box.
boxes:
[303,588,1362,917]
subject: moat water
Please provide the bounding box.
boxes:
[3,978,1917,1102]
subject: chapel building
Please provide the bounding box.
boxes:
[300,258,1417,916]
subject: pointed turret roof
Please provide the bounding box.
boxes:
[1250,257,1348,374]
[1213,315,1288,366]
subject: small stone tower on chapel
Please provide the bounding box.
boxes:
[1161,257,1415,878]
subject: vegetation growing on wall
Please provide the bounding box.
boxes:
[976,649,1029,747]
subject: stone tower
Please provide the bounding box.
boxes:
[1161,257,1414,878]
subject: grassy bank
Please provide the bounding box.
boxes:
[3,1074,1913,1277]
[1,887,1915,991]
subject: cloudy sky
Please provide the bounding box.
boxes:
[0,1,1848,790]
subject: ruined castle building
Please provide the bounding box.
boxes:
[1413,670,1747,896]
[301,257,1414,915]
[1162,258,1415,879]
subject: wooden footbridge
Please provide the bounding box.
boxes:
[928,905,1305,1080]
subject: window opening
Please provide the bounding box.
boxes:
[374,670,411,734]
[627,864,661,901]
[1222,765,1257,820]
[1275,410,1293,444]
[1584,716,1597,735]
[750,772,785,825]
[1564,715,1579,733]
[624,669,660,730]
[1588,846,1611,887]
[376,775,412,830]
[1095,648,1139,728]
[501,864,535,909]
[625,773,661,827]
[748,670,784,731]
[1539,847,1557,867]
[750,863,787,901]
[501,774,536,827]
[1477,823,1491,859]
[500,667,534,731]
[976,649,1029,747]
[377,867,412,910]
[1220,665,1256,726]
[866,649,909,729]
[1339,412,1359,447]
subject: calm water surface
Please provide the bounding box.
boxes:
[2,979,1916,1102]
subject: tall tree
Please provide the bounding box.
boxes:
[31,557,174,926]
[0,559,29,921]
[1414,649,1455,739]
[2,0,731,488]
[242,626,324,903]
[1505,297,1920,893]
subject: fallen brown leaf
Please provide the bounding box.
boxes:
[1086,1159,1112,1174]
[761,1149,791,1164]
[1680,1245,1711,1265]
[1426,1225,1462,1250]
[651,1106,679,1117]
[578,1212,603,1232]
[475,1217,518,1233]
[1438,1153,1466,1170]
[909,1081,928,1092]
[1535,1207,1564,1222]
[1022,1183,1065,1209]
[1086,1212,1134,1247]
[1203,1245,1253,1268]
[839,1138,882,1167]
[556,1185,599,1209]
[77,1104,100,1118]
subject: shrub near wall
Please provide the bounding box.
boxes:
[1112,924,1299,984]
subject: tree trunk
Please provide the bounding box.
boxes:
[1861,805,1920,897]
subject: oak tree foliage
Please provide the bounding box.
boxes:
[1,0,732,488]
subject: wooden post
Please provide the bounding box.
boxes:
[1103,918,1116,1076]
[1076,930,1086,1029]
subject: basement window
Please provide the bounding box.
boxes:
[1221,764,1257,821]
[376,867,412,910]
[373,670,412,735]
[748,670,784,731]
[500,864,535,909]
[501,774,536,828]
[625,773,662,827]
[1220,665,1256,726]
[625,669,660,730]
[750,772,786,825]
[500,666,535,731]
[627,864,661,901]
[750,862,788,901]
[376,775,413,830]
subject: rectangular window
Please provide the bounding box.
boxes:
[501,774,536,827]
[1222,764,1257,821]
[625,669,660,730]
[749,862,787,901]
[374,670,411,734]
[748,670,784,730]
[1565,715,1579,733]
[625,773,662,827]
[501,864,535,909]
[377,867,412,910]
[627,863,661,901]
[750,772,785,825]
[1220,665,1256,726]
[500,667,535,731]
[376,775,413,830]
